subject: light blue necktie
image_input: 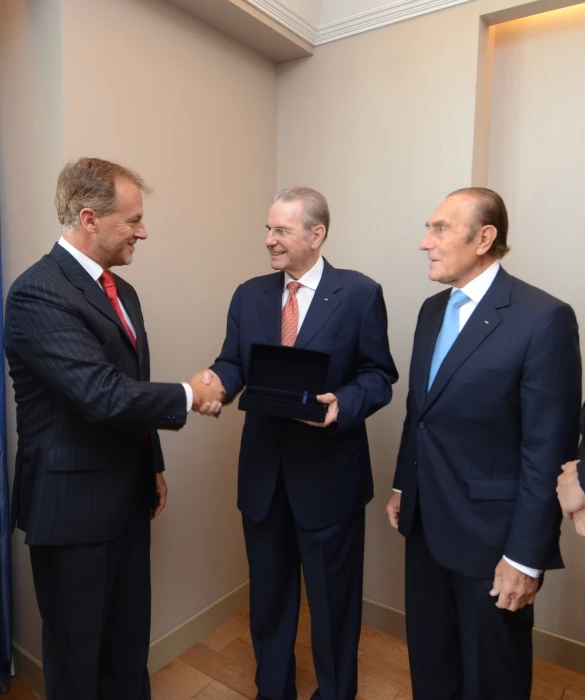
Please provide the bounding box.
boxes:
[428,289,470,391]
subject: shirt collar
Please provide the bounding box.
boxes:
[58,236,104,282]
[284,256,324,292]
[455,260,501,305]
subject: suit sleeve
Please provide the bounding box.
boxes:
[577,407,585,490]
[334,283,398,432]
[393,391,412,491]
[5,276,188,430]
[504,303,582,569]
[393,302,425,491]
[210,284,246,402]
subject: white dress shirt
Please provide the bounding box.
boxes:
[59,237,137,335]
[395,260,540,578]
[283,256,325,334]
[456,260,501,332]
[58,237,193,411]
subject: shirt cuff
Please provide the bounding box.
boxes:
[182,383,193,412]
[503,555,541,578]
[393,488,402,494]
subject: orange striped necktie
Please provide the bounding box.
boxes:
[99,270,138,352]
[281,281,302,347]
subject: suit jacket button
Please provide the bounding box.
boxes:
[419,421,426,429]
[414,461,418,466]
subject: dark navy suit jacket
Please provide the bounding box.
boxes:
[4,244,187,546]
[211,258,398,530]
[394,267,582,577]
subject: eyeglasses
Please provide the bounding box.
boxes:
[263,227,293,239]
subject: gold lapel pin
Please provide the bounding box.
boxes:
[324,298,329,301]
[484,320,489,324]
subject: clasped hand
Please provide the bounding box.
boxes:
[489,558,538,611]
[385,494,538,610]
[188,372,338,425]
[557,460,585,537]
[189,370,226,416]
[297,393,339,428]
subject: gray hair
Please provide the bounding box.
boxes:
[273,186,330,239]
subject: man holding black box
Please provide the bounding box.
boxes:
[201,187,398,700]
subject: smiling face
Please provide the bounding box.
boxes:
[91,177,147,269]
[264,198,324,279]
[420,193,498,288]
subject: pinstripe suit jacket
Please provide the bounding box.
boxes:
[4,244,187,546]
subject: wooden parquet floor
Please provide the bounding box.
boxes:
[1,679,40,700]
[151,602,585,700]
[5,602,585,699]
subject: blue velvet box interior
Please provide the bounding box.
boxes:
[238,343,330,422]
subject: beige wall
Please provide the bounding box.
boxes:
[0,0,65,663]
[3,0,585,669]
[1,0,277,660]
[60,0,277,643]
[278,0,487,616]
[488,4,585,641]
[277,0,585,643]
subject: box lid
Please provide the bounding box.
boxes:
[247,343,329,394]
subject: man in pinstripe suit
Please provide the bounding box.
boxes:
[4,158,223,700]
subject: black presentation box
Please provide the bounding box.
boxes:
[238,343,330,423]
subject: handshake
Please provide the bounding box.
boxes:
[189,370,226,416]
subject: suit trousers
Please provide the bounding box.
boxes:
[30,494,151,700]
[243,472,365,700]
[405,521,533,700]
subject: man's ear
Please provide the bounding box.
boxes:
[476,224,497,256]
[310,224,326,249]
[79,208,98,234]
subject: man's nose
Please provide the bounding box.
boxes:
[420,232,431,250]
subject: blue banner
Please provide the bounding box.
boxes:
[0,253,12,693]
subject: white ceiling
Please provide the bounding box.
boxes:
[321,0,406,25]
[281,0,322,26]
[267,0,393,25]
[245,0,471,44]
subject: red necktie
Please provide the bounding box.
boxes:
[100,270,138,352]
[282,281,302,347]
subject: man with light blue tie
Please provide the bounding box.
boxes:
[386,187,581,699]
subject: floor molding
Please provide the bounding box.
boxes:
[13,581,585,697]
[148,581,250,674]
[361,596,407,642]
[533,626,585,675]
[12,643,45,699]
[12,581,250,699]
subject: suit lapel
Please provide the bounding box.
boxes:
[422,268,512,413]
[295,258,342,348]
[256,259,343,348]
[50,244,138,356]
[414,290,449,412]
[257,272,284,345]
[116,278,144,363]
